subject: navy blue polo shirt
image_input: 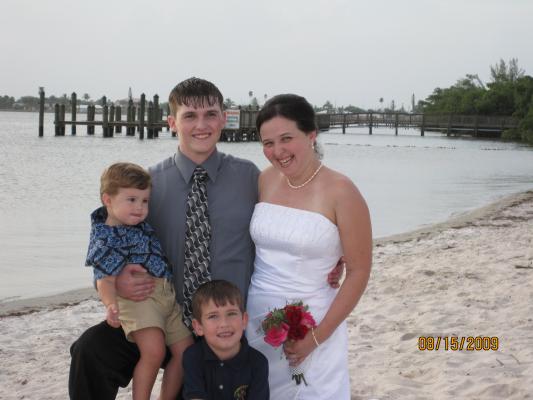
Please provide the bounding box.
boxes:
[182,336,269,400]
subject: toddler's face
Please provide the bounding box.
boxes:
[102,187,150,226]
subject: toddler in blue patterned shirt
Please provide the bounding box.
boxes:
[85,162,192,400]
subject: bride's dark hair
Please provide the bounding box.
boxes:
[256,94,317,133]
[256,94,322,158]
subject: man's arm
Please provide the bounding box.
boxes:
[327,256,345,288]
[115,264,155,301]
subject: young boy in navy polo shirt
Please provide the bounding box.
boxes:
[183,280,269,400]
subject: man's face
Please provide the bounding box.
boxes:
[168,102,226,164]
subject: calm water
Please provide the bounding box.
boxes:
[1,111,533,301]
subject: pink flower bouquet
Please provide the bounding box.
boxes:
[260,301,317,385]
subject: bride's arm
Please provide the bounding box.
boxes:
[316,179,372,341]
[285,177,372,364]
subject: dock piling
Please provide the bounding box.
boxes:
[39,87,45,137]
[71,92,77,135]
[60,104,66,135]
[139,94,145,140]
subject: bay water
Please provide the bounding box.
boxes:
[1,111,532,302]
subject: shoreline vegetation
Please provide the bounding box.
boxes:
[1,190,532,398]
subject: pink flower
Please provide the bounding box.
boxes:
[264,322,289,347]
[300,311,316,329]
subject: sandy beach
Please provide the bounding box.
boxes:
[1,191,532,400]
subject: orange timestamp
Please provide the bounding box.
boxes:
[418,336,499,351]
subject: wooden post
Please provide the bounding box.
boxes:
[421,114,425,136]
[71,92,77,135]
[60,104,66,135]
[86,105,92,135]
[54,103,60,136]
[109,104,115,137]
[369,112,373,135]
[101,96,107,137]
[39,87,45,137]
[447,114,452,137]
[139,94,145,140]
[342,114,346,134]
[147,101,154,139]
[131,105,136,136]
[115,106,122,133]
[102,104,109,137]
[395,113,399,135]
[153,95,160,138]
[474,114,479,137]
[126,99,133,136]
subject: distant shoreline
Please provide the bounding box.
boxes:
[2,189,532,318]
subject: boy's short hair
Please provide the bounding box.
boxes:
[100,162,151,200]
[168,77,224,116]
[192,280,244,321]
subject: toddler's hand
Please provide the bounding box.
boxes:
[106,303,121,328]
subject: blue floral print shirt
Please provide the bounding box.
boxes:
[85,207,172,281]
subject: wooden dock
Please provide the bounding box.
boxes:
[322,112,519,137]
[38,88,519,140]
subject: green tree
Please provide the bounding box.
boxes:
[0,95,15,109]
[223,97,236,109]
[322,100,334,113]
[344,105,366,113]
[18,96,40,109]
[490,58,524,84]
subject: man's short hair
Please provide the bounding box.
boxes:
[168,77,224,116]
[100,162,151,200]
[192,280,244,321]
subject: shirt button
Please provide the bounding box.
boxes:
[219,384,224,390]
[220,362,224,367]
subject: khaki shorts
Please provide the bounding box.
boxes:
[117,278,191,345]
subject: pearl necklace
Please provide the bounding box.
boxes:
[286,163,323,189]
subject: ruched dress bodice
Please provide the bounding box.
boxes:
[246,202,350,399]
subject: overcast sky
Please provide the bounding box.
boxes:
[1,0,531,110]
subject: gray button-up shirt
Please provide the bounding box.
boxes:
[147,148,260,304]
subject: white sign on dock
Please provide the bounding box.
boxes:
[225,109,240,129]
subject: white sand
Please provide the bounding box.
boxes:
[1,191,532,400]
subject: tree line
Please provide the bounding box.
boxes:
[418,58,533,144]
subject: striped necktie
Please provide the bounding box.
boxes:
[182,166,211,328]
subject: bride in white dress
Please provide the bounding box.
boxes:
[246,94,372,399]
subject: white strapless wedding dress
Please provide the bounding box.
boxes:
[246,202,350,400]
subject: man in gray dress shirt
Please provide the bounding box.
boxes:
[69,77,259,400]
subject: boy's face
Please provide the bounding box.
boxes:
[102,187,150,226]
[192,299,248,360]
[167,102,226,165]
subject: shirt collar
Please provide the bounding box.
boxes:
[174,148,223,184]
[201,335,250,370]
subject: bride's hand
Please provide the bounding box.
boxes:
[283,332,318,366]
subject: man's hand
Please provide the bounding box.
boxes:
[115,264,155,301]
[105,303,121,328]
[327,256,345,288]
